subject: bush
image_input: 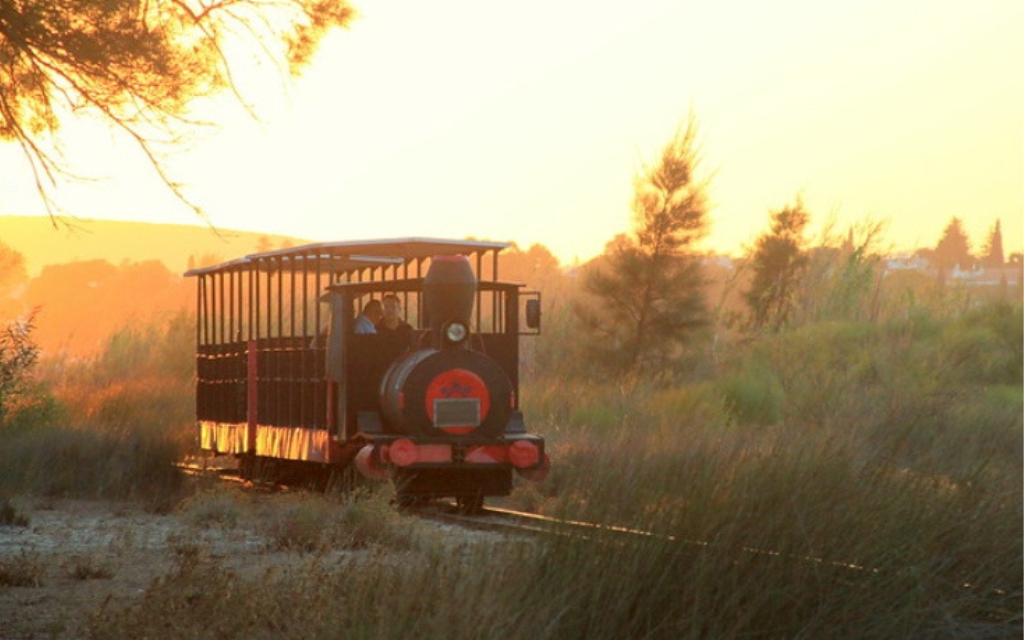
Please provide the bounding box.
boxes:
[0,312,44,428]
[0,494,29,527]
[717,364,783,426]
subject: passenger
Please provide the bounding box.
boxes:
[354,299,383,334]
[378,294,414,357]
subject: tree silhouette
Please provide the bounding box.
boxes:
[0,0,354,220]
[576,114,710,377]
[499,243,562,289]
[0,311,38,426]
[933,217,972,270]
[744,197,810,331]
[0,239,28,319]
[982,219,1005,268]
[25,258,191,355]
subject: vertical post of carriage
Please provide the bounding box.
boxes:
[491,249,500,334]
[195,272,206,449]
[325,289,351,441]
[247,262,259,457]
[247,339,258,455]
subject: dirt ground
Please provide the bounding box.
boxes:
[0,495,261,639]
[0,486,487,640]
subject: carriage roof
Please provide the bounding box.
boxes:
[183,237,512,277]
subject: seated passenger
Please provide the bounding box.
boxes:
[378,294,414,359]
[354,299,383,334]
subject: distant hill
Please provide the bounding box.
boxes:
[0,215,307,276]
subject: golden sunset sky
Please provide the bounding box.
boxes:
[0,0,1021,264]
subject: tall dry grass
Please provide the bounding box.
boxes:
[0,311,194,508]
[513,298,1022,637]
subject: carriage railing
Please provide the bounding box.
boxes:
[196,336,519,432]
[193,260,518,349]
[192,240,524,435]
[196,337,329,430]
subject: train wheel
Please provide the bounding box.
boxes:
[238,453,256,481]
[455,494,484,514]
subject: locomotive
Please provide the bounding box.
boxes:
[187,238,548,510]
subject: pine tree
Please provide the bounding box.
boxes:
[577,114,710,377]
[933,217,972,270]
[982,219,1005,268]
[744,198,810,331]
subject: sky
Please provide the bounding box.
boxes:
[0,0,1021,265]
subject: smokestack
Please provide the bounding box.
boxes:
[423,255,476,330]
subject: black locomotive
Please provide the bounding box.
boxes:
[187,238,548,509]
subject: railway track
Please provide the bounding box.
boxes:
[410,502,697,543]
[408,502,578,537]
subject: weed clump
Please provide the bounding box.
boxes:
[0,552,44,588]
[258,489,424,553]
[178,490,243,530]
[65,555,114,581]
[0,494,29,527]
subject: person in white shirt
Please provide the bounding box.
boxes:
[354,299,383,334]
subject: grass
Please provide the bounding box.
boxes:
[1,283,1018,637]
[88,299,1023,638]
[65,556,115,581]
[253,487,435,554]
[0,424,188,511]
[87,501,1020,640]
[176,486,440,555]
[0,314,194,510]
[0,551,44,588]
[178,490,244,530]
[0,494,29,527]
[86,390,1020,640]
[512,301,1022,638]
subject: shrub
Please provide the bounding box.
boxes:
[0,494,28,527]
[0,312,39,426]
[717,364,783,426]
[257,489,424,554]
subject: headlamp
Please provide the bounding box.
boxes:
[444,322,468,343]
